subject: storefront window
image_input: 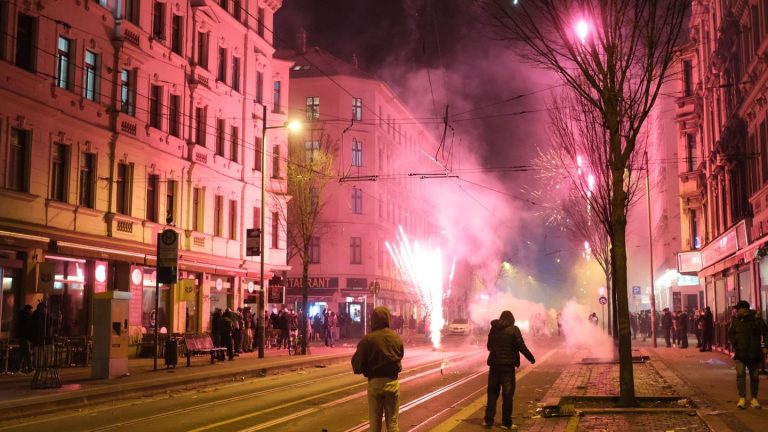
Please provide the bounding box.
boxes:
[209,276,231,316]
[49,258,87,337]
[706,277,715,310]
[715,277,727,322]
[1,269,19,336]
[738,269,751,306]
[759,260,768,323]
[726,274,737,316]
[141,268,169,333]
[179,273,199,334]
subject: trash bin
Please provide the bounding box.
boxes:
[164,339,178,369]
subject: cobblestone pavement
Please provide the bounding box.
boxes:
[577,413,710,432]
[522,350,711,432]
[547,362,678,397]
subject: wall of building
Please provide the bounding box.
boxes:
[0,0,290,348]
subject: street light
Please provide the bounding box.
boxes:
[256,105,301,359]
[644,151,658,347]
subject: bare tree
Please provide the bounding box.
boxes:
[275,129,336,355]
[481,0,686,405]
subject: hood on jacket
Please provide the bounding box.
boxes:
[371,306,391,330]
[490,310,515,330]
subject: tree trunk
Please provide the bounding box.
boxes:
[611,167,636,406]
[301,252,310,355]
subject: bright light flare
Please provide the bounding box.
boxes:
[517,320,530,333]
[286,120,302,131]
[575,19,590,44]
[386,226,445,349]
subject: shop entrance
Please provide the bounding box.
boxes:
[341,301,365,339]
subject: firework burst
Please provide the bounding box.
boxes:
[386,226,445,349]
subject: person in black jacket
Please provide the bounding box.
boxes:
[661,308,673,348]
[728,300,768,409]
[700,306,714,352]
[484,310,535,430]
[351,306,404,432]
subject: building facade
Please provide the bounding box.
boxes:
[0,0,291,350]
[676,0,768,351]
[279,40,443,338]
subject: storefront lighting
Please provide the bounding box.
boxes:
[46,254,86,263]
[130,268,142,286]
[96,264,108,283]
[0,230,49,243]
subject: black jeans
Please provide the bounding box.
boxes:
[484,365,516,427]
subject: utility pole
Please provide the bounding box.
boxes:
[644,151,657,347]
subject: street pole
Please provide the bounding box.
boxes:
[602,303,605,332]
[257,104,268,359]
[153,279,159,371]
[644,151,658,347]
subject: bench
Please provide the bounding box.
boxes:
[184,334,227,367]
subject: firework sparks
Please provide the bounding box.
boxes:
[386,226,445,349]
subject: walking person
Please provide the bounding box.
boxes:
[325,310,337,347]
[17,305,34,372]
[483,310,536,430]
[678,310,688,348]
[700,306,713,352]
[351,306,404,432]
[728,300,768,409]
[661,308,673,348]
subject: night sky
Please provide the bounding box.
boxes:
[275,1,581,305]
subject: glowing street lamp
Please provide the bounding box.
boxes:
[256,106,301,359]
[574,19,590,44]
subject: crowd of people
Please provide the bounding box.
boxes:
[626,307,715,351]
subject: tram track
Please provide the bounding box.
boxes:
[193,350,486,432]
[25,349,479,432]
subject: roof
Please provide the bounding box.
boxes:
[274,46,378,81]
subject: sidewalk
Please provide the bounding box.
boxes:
[522,338,766,432]
[0,342,356,421]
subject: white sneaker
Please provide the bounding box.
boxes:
[737,398,746,409]
[751,398,761,409]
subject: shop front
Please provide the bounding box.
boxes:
[679,220,762,352]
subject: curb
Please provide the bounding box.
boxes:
[0,352,352,421]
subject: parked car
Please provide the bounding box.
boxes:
[446,318,472,335]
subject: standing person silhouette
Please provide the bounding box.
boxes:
[483,310,535,430]
[351,306,404,432]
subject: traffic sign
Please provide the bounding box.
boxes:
[157,229,178,284]
[632,286,641,296]
[598,295,608,305]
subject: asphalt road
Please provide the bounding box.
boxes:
[0,336,561,432]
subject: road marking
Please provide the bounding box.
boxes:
[191,351,484,432]
[430,346,560,432]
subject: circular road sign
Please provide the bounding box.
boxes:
[598,296,608,305]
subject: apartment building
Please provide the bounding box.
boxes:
[0,0,291,346]
[676,0,768,350]
[278,38,443,338]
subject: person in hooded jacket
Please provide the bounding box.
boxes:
[351,306,404,432]
[728,300,768,409]
[483,310,535,430]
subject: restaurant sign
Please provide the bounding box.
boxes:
[285,277,339,289]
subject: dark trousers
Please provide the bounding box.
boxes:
[484,365,516,427]
[221,331,234,360]
[701,331,712,351]
[663,327,672,347]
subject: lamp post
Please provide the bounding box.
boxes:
[644,151,658,347]
[257,105,300,358]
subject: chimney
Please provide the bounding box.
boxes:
[351,53,358,69]
[296,29,307,54]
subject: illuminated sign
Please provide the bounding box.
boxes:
[94,261,108,293]
[677,251,702,273]
[285,277,339,289]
